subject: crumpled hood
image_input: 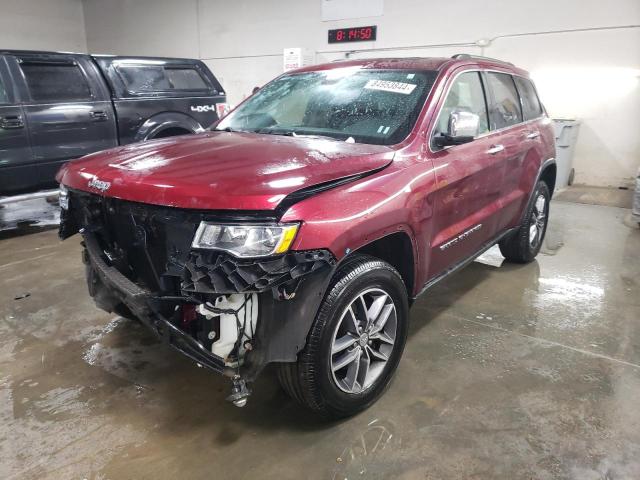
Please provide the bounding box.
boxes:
[57,131,394,211]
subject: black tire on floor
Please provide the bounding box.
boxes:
[278,254,409,418]
[499,180,550,263]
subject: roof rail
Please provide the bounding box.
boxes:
[451,54,514,66]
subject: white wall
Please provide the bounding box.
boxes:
[0,0,87,52]
[82,0,640,187]
[82,0,199,59]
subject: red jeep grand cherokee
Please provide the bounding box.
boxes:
[57,55,555,417]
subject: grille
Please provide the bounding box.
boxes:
[69,191,200,293]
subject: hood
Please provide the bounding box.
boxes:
[57,131,394,211]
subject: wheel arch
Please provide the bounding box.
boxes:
[540,162,557,197]
[135,112,204,142]
[350,231,415,297]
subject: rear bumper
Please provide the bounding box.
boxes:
[83,231,229,375]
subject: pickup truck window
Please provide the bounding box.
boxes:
[116,65,210,93]
[217,69,437,145]
[20,62,92,102]
[165,68,208,90]
[0,76,8,104]
[514,76,543,121]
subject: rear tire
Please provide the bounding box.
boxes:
[278,254,409,418]
[499,181,550,263]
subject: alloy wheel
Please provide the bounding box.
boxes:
[529,194,547,247]
[330,288,397,394]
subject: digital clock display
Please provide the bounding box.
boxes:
[328,25,377,44]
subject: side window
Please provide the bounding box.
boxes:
[0,75,8,104]
[433,71,489,139]
[20,62,93,102]
[116,65,211,93]
[165,68,208,90]
[514,76,543,121]
[117,65,171,92]
[486,72,522,129]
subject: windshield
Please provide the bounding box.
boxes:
[217,68,437,145]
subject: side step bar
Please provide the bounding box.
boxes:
[0,189,59,206]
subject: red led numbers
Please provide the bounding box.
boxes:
[328,26,377,44]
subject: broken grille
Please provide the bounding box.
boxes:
[182,249,335,294]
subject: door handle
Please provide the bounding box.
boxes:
[0,115,25,129]
[486,144,504,155]
[89,110,108,121]
[526,131,540,140]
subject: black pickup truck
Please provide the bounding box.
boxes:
[0,50,226,195]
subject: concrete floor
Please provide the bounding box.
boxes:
[1,200,639,480]
[554,185,634,209]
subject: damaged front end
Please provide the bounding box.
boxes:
[60,189,336,406]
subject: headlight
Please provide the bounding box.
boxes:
[59,184,69,210]
[191,222,299,258]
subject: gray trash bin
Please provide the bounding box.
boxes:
[633,168,640,225]
[553,119,581,190]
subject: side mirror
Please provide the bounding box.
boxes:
[433,110,480,148]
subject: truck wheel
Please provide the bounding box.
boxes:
[278,254,409,418]
[499,180,550,263]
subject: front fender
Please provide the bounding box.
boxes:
[282,162,435,261]
[135,112,204,142]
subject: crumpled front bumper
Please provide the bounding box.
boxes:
[82,228,338,381]
[63,188,340,381]
[83,231,230,375]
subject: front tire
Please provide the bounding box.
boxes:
[499,180,550,263]
[278,254,409,418]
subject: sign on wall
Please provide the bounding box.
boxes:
[321,0,384,22]
[283,48,315,72]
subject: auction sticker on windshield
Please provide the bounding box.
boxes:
[364,80,417,94]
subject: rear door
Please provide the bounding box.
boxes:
[509,75,547,226]
[0,55,33,194]
[483,71,530,231]
[427,70,507,278]
[16,53,117,179]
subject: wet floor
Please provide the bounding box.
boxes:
[1,200,639,479]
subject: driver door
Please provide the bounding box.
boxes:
[0,56,33,193]
[427,70,507,278]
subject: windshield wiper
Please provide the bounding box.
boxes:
[254,127,294,136]
[255,128,347,142]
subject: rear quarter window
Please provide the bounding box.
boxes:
[116,64,212,94]
[514,76,544,120]
[20,62,92,102]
